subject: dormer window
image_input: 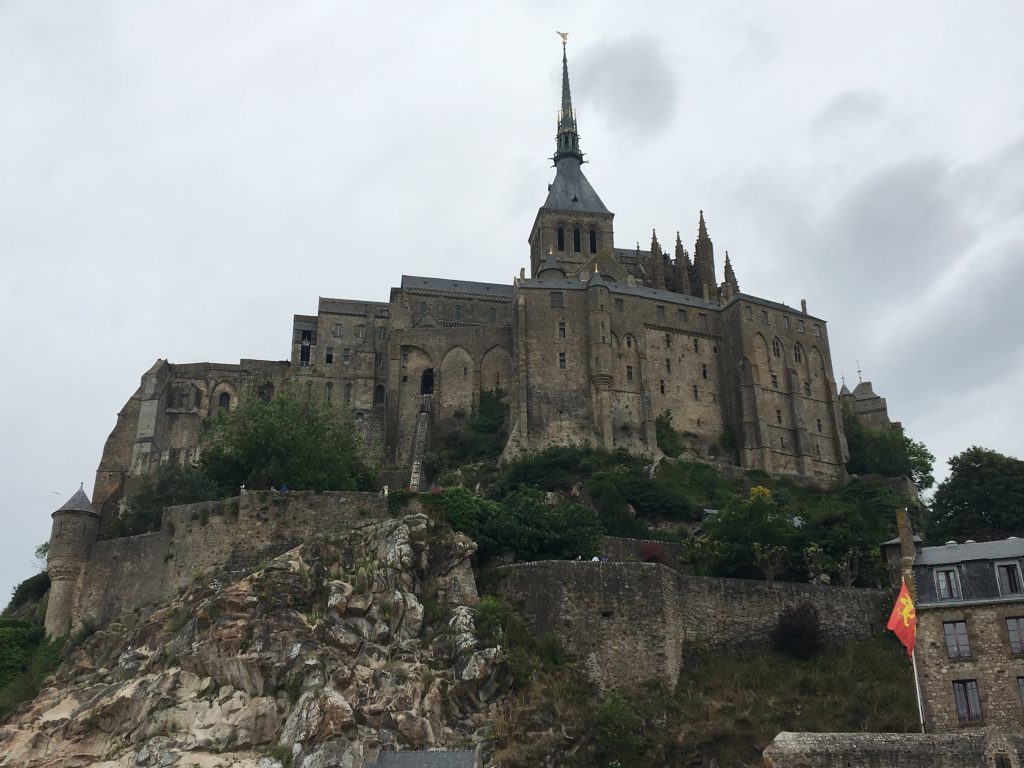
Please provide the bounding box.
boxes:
[996,562,1023,595]
[936,568,962,600]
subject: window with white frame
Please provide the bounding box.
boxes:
[996,562,1023,595]
[935,568,962,600]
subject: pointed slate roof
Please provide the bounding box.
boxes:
[542,159,610,214]
[56,485,93,514]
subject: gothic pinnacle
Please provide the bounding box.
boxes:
[698,210,708,239]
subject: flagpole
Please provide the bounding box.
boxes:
[910,649,926,733]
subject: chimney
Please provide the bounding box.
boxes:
[800,299,807,314]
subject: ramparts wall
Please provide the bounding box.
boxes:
[73,490,389,627]
[498,561,886,690]
[763,729,1024,767]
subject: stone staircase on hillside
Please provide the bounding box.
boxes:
[407,395,433,491]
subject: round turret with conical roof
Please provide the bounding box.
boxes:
[44,484,101,637]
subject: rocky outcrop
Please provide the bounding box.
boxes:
[0,514,509,768]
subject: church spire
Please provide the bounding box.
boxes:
[553,32,583,165]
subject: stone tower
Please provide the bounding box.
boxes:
[528,37,615,278]
[44,485,101,637]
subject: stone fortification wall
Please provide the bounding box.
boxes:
[73,490,389,627]
[497,562,886,690]
[497,561,685,692]
[679,575,886,648]
[763,729,1024,767]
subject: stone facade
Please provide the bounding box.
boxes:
[763,729,1024,767]
[497,560,886,691]
[46,488,392,636]
[84,44,867,529]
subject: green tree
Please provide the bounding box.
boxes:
[698,487,807,580]
[655,410,685,458]
[843,408,934,489]
[928,446,1024,542]
[593,692,647,767]
[112,462,218,536]
[200,383,376,495]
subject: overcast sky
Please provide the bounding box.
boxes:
[2,1,1022,602]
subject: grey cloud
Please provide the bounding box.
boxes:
[811,89,886,135]
[572,34,678,137]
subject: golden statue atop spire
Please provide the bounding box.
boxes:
[556,31,569,46]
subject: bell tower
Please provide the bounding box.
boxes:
[529,33,615,279]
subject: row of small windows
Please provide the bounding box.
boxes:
[418,301,499,324]
[556,226,598,254]
[934,562,1023,600]
[744,305,822,337]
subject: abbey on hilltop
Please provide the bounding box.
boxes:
[87,40,876,529]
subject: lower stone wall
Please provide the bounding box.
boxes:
[497,561,685,691]
[679,575,887,649]
[74,490,390,626]
[763,729,1024,767]
[497,562,887,690]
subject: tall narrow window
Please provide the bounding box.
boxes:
[373,384,385,406]
[770,373,778,389]
[997,563,1023,595]
[782,316,790,330]
[699,313,708,330]
[666,359,671,373]
[557,227,565,251]
[1008,617,1024,654]
[804,381,812,396]
[626,365,633,381]
[344,383,352,404]
[573,227,581,252]
[589,229,597,253]
[794,344,803,363]
[943,621,971,659]
[772,338,782,358]
[559,352,566,370]
[626,336,632,349]
[692,385,699,400]
[325,381,333,403]
[558,321,566,338]
[489,307,497,322]
[776,409,782,424]
[656,305,666,320]
[936,569,961,600]
[665,333,672,349]
[953,680,983,723]
[218,392,231,410]
[702,364,708,379]
[816,418,822,433]
[660,380,665,394]
[693,338,699,353]
[454,304,462,321]
[325,348,334,364]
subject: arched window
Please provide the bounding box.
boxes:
[557,227,565,251]
[454,304,462,321]
[218,392,231,410]
[573,227,581,253]
[772,338,782,358]
[589,229,597,253]
[626,336,633,349]
[794,344,803,363]
[344,383,353,405]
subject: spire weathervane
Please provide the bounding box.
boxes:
[552,30,583,165]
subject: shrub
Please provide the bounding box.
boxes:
[638,542,670,566]
[655,411,685,458]
[772,603,825,660]
[3,572,50,617]
[593,692,647,767]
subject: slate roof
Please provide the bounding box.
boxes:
[400,276,513,298]
[368,751,476,768]
[56,486,93,514]
[542,158,610,214]
[916,538,1024,566]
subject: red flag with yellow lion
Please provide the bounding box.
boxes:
[887,579,916,657]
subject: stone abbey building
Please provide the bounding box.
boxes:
[89,42,854,529]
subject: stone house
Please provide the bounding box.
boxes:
[88,40,860,532]
[883,525,1024,732]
